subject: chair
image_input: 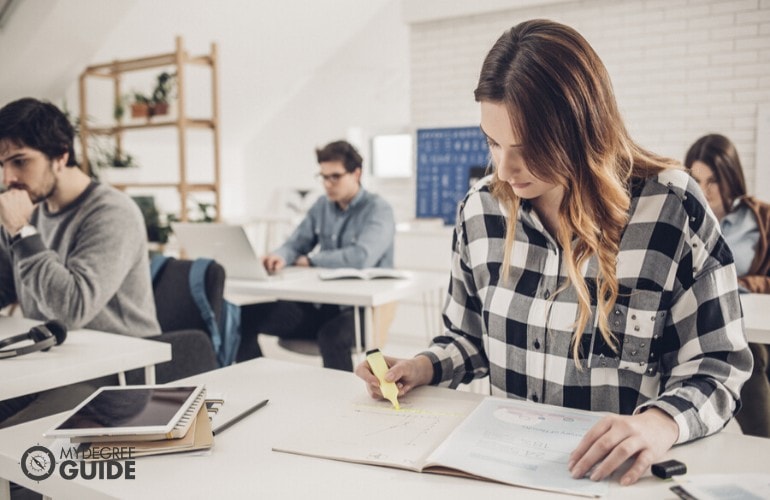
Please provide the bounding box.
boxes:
[126,257,222,384]
[273,302,398,362]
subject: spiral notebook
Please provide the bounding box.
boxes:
[44,385,206,442]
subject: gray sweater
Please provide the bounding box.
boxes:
[0,182,160,337]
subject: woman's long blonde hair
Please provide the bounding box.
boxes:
[474,20,677,364]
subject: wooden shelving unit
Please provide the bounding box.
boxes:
[78,36,221,221]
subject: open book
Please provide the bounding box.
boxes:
[273,390,608,497]
[318,268,410,280]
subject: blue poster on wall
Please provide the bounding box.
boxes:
[416,126,490,225]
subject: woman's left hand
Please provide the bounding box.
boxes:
[568,408,679,486]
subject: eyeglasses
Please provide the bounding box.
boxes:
[316,172,350,183]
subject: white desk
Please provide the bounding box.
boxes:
[741,293,770,344]
[0,317,171,401]
[226,270,447,353]
[0,358,768,500]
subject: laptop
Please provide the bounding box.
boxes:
[171,223,277,280]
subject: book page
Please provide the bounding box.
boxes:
[272,391,480,471]
[318,268,366,280]
[673,473,770,500]
[425,397,608,498]
[366,268,410,279]
[317,268,410,280]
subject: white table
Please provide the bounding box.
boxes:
[0,358,768,500]
[741,293,770,344]
[226,270,447,353]
[0,317,171,401]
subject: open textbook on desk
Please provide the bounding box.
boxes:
[273,390,608,497]
[317,268,410,281]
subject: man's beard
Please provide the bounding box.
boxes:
[8,161,57,203]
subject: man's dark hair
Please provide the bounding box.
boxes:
[0,98,78,167]
[315,140,363,173]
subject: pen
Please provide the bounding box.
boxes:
[212,399,269,436]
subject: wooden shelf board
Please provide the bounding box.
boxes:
[110,182,217,191]
[85,119,214,135]
[85,54,177,75]
[84,51,212,76]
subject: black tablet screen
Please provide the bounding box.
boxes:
[56,386,196,429]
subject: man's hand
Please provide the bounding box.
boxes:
[355,354,434,399]
[568,407,679,486]
[0,189,34,235]
[294,255,311,267]
[261,254,286,274]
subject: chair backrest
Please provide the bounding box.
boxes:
[151,257,226,333]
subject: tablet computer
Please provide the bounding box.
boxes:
[45,385,206,442]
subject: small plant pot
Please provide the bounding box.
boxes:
[131,103,149,118]
[149,102,169,118]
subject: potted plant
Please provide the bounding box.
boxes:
[96,149,137,169]
[149,71,175,116]
[129,92,151,119]
[129,71,176,119]
[83,136,140,182]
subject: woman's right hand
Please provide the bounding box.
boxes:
[354,354,434,400]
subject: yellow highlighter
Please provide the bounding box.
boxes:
[366,349,400,410]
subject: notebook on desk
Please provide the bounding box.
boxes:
[44,385,206,442]
[172,222,294,281]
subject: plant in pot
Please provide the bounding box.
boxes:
[93,147,138,170]
[86,138,139,182]
[129,92,152,119]
[129,71,176,119]
[132,196,175,246]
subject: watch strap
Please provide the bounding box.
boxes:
[10,225,37,244]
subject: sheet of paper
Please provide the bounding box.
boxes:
[673,473,770,500]
[272,392,479,471]
[426,397,608,497]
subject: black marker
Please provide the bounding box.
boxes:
[212,399,269,436]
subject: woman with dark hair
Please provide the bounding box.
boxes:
[686,133,770,437]
[357,20,752,486]
[685,134,770,293]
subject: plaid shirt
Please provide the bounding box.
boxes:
[423,169,752,444]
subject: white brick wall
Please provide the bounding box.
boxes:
[407,0,770,206]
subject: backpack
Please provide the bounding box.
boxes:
[150,256,242,367]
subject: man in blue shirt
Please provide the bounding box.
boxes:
[237,140,395,370]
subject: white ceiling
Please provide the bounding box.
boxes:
[0,0,396,146]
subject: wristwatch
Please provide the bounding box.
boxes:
[11,224,37,244]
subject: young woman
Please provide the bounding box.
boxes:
[356,20,752,486]
[686,133,770,437]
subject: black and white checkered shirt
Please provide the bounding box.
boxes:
[423,170,752,444]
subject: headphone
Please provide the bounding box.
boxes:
[0,321,68,359]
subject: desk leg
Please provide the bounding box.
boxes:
[364,307,374,352]
[118,371,127,386]
[422,286,443,343]
[421,292,431,343]
[353,307,362,353]
[0,478,9,500]
[145,365,156,385]
[351,307,364,365]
